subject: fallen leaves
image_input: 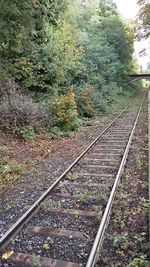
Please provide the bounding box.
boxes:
[2,250,14,260]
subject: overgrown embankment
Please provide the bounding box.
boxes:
[0,0,143,229]
[0,1,140,139]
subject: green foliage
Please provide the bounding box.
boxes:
[50,126,63,137]
[74,3,135,110]
[92,91,108,113]
[0,0,139,135]
[0,0,33,57]
[42,243,50,250]
[135,158,142,169]
[76,87,95,117]
[99,0,118,17]
[0,162,23,177]
[142,198,150,208]
[130,255,150,267]
[10,20,83,92]
[34,0,67,37]
[112,234,128,248]
[49,89,80,131]
[78,189,93,203]
[134,232,146,243]
[67,172,79,181]
[0,0,67,56]
[137,0,150,39]
[0,160,24,201]
[41,199,61,211]
[18,126,35,141]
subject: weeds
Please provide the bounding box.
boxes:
[42,243,50,250]
[135,158,142,170]
[134,233,146,243]
[42,237,54,250]
[40,200,61,211]
[112,216,125,230]
[0,160,25,208]
[11,236,19,245]
[17,126,35,141]
[58,181,69,194]
[76,189,93,203]
[142,198,150,208]
[31,254,42,267]
[96,193,107,205]
[112,234,128,249]
[67,172,79,181]
[91,205,102,219]
[130,255,150,267]
[0,162,24,176]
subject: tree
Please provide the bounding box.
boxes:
[0,0,34,57]
[0,0,137,119]
[0,0,67,55]
[137,0,150,39]
[73,0,135,112]
[98,0,117,17]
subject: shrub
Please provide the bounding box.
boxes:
[37,105,53,129]
[92,92,108,113]
[0,80,52,132]
[49,89,80,131]
[50,126,63,138]
[17,126,35,141]
[76,88,95,118]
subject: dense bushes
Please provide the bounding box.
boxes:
[0,81,81,138]
[76,87,95,117]
[0,0,139,139]
[49,89,80,132]
[0,80,52,134]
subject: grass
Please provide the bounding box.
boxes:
[107,92,136,115]
[0,89,142,202]
[0,131,54,200]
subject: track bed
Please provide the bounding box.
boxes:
[0,95,149,267]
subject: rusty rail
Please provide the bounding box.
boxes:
[86,93,146,267]
[0,106,128,249]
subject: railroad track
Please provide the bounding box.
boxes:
[0,94,146,267]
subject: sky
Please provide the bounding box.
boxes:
[114,0,149,70]
[114,0,138,20]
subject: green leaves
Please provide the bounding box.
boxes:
[137,0,150,39]
[0,0,137,122]
[0,0,33,55]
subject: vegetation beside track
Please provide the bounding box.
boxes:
[0,0,145,198]
[0,90,136,205]
[0,95,146,267]
[0,0,141,140]
[0,0,149,265]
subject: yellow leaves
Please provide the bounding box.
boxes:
[74,210,80,219]
[48,22,83,80]
[2,250,14,260]
[49,90,79,131]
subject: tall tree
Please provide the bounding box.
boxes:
[137,0,150,39]
[0,0,34,57]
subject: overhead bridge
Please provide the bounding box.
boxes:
[129,73,150,83]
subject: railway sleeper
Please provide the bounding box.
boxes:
[8,252,80,267]
[26,225,86,240]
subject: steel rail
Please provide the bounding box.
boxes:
[86,93,146,267]
[0,106,129,249]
